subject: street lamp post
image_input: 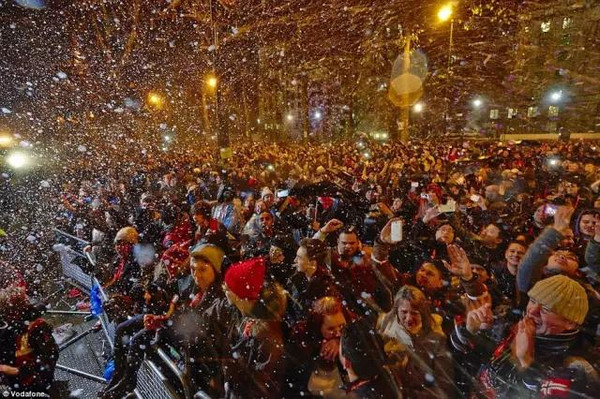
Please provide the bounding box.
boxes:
[549,90,563,134]
[146,92,165,142]
[208,0,230,161]
[438,4,454,136]
[447,19,454,77]
[399,36,412,142]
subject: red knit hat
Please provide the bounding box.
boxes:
[318,196,334,211]
[224,257,267,300]
[161,240,191,278]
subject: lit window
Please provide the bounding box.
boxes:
[548,106,559,117]
[508,108,517,119]
[562,17,572,29]
[489,109,499,119]
[527,106,538,118]
[541,21,551,32]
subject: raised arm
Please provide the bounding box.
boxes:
[517,206,573,293]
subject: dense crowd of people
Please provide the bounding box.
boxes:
[2,137,600,398]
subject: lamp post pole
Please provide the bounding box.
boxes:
[443,18,454,137]
[400,36,411,143]
[447,19,454,75]
[437,4,454,137]
[209,0,230,160]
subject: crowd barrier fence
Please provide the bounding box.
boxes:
[53,228,187,399]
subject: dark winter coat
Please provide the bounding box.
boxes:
[2,313,58,394]
[451,322,600,398]
[346,373,402,399]
[108,254,140,296]
[490,261,519,308]
[224,319,286,399]
[173,282,240,395]
[133,206,164,248]
[329,250,393,317]
[285,265,338,325]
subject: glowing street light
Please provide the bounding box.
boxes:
[550,91,562,102]
[286,113,294,122]
[6,152,28,169]
[473,98,483,108]
[147,92,164,108]
[0,134,14,148]
[206,75,218,89]
[413,102,424,113]
[314,110,322,120]
[437,4,453,22]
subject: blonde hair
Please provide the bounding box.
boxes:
[308,296,345,337]
[251,281,287,320]
[394,286,433,333]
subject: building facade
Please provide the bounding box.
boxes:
[508,0,600,133]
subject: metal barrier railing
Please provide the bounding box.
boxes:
[52,230,93,291]
[52,228,186,399]
[93,277,117,350]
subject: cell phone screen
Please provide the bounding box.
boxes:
[438,200,457,213]
[391,220,403,242]
[545,205,557,216]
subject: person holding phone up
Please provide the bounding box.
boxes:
[313,219,395,320]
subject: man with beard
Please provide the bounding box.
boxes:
[314,219,392,318]
[241,211,296,263]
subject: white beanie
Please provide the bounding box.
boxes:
[261,187,274,199]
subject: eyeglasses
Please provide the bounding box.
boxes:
[529,298,553,314]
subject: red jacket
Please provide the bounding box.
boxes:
[162,219,193,248]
